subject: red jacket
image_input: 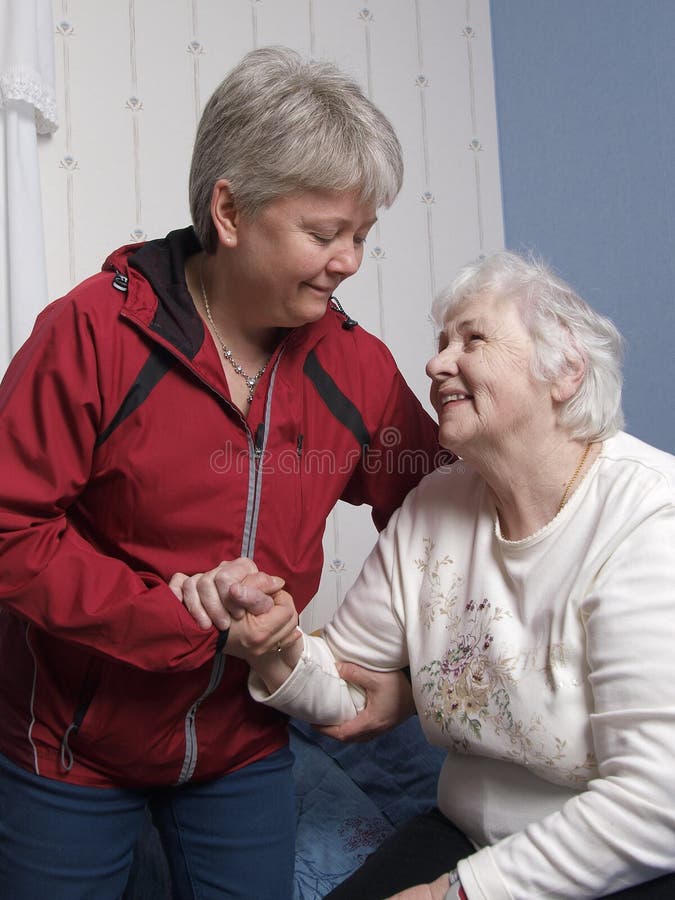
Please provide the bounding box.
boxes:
[0,227,442,787]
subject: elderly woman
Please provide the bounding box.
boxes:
[233,251,675,899]
[0,47,440,899]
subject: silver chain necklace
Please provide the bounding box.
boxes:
[198,258,269,405]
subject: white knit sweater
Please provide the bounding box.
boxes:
[250,432,675,898]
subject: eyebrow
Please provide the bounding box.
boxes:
[450,317,483,332]
[301,216,378,230]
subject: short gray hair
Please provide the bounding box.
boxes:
[189,46,404,252]
[432,251,625,441]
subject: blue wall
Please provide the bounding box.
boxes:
[490,0,675,452]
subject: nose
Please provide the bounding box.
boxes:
[426,343,460,380]
[326,240,362,278]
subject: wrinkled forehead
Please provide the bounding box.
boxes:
[437,289,525,330]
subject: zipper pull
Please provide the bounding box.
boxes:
[112,270,129,292]
[296,433,304,457]
[60,723,77,772]
[216,629,230,654]
[330,295,358,330]
[254,423,265,458]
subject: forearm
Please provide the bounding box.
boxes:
[249,640,301,694]
[249,632,366,724]
[0,522,220,672]
[460,776,675,899]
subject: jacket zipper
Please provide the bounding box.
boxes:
[175,652,227,785]
[241,422,266,559]
[175,413,269,785]
[175,356,284,786]
[119,295,295,784]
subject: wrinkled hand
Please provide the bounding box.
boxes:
[169,557,281,630]
[314,663,416,742]
[225,588,301,663]
[386,873,450,900]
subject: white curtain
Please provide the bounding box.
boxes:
[0,0,57,376]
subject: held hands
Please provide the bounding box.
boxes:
[225,586,301,666]
[169,557,279,630]
[169,557,301,664]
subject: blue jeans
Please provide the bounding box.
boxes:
[0,747,295,899]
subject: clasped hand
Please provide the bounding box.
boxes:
[169,557,301,663]
[169,557,417,742]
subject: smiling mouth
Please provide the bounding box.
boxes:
[441,393,473,404]
[305,282,336,295]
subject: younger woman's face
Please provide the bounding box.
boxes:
[225,190,377,329]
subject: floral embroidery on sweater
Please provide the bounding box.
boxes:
[415,539,596,784]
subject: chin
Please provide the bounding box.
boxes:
[292,303,330,326]
[439,427,466,455]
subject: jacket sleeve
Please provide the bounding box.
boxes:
[459,503,675,899]
[0,297,219,673]
[341,354,445,531]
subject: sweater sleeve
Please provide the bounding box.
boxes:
[249,502,410,720]
[248,632,367,723]
[323,503,409,670]
[459,502,675,899]
[0,297,219,673]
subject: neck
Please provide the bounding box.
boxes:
[461,434,598,541]
[187,251,282,359]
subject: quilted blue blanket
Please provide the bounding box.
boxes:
[292,717,444,898]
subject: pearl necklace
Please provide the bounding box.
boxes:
[198,258,268,405]
[557,442,592,514]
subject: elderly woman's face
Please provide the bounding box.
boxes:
[426,292,554,455]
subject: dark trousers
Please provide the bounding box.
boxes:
[325,808,675,900]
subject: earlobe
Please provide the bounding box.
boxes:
[211,179,239,247]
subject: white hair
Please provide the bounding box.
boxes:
[432,251,625,441]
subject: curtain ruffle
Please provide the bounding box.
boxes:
[0,66,57,134]
[0,0,58,135]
